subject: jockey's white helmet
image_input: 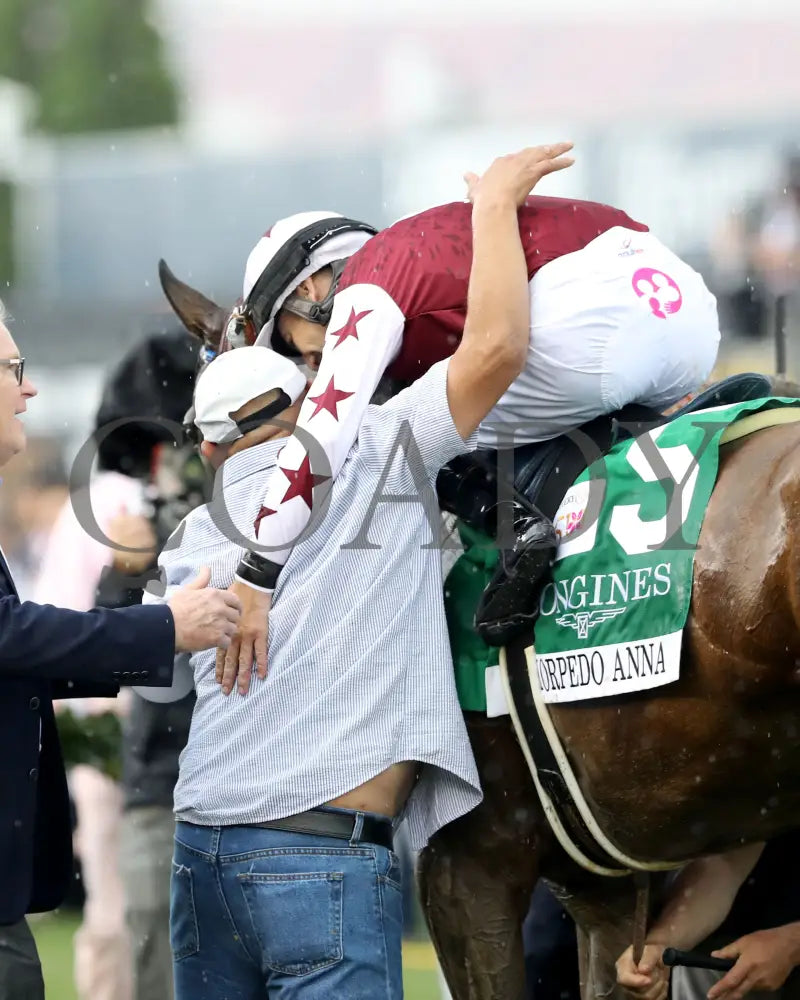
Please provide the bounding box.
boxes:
[233,211,378,356]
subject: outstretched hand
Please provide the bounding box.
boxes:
[168,567,242,654]
[214,580,271,695]
[464,142,574,209]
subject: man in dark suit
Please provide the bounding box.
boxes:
[0,312,242,999]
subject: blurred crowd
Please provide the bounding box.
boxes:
[711,149,800,346]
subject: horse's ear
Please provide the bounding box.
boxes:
[158,259,228,353]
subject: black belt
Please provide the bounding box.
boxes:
[252,808,393,850]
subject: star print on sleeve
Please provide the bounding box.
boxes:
[253,505,276,538]
[254,455,329,536]
[243,285,406,567]
[276,454,330,511]
[307,377,354,421]
[329,307,372,349]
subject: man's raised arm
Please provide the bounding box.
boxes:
[446,143,574,441]
[219,142,574,693]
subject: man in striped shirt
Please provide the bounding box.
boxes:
[145,145,570,999]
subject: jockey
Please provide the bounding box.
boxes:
[223,144,721,670]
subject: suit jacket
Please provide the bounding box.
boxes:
[0,549,175,926]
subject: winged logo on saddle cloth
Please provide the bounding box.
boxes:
[555,607,625,640]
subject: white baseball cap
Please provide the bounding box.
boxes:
[193,346,307,444]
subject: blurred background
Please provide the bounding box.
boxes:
[0,0,798,996]
[1,0,799,467]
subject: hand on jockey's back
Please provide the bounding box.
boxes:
[214,142,576,696]
[463,142,574,209]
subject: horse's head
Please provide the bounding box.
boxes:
[158,259,239,442]
[158,259,231,376]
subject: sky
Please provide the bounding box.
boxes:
[162,0,800,22]
[152,0,800,151]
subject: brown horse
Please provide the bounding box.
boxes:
[418,409,800,1000]
[159,261,800,1000]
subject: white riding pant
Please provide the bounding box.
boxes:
[478,226,721,449]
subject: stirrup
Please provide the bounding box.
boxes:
[474,512,558,647]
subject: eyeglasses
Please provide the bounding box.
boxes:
[0,358,25,385]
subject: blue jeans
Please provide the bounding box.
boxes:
[170,811,404,1000]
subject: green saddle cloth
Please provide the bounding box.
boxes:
[444,520,499,713]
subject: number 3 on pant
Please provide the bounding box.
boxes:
[632,267,683,319]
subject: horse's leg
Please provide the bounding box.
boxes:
[417,714,546,1000]
[575,926,592,1000]
[418,823,537,1000]
[553,885,634,1000]
[552,874,668,1000]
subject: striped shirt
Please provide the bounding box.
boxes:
[145,360,482,849]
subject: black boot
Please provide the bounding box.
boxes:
[436,452,500,537]
[474,509,558,647]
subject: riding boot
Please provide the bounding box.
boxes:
[474,507,558,647]
[436,453,500,537]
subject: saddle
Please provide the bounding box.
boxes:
[512,371,774,515]
[436,372,775,644]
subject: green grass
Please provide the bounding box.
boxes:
[29,911,80,1000]
[31,910,444,999]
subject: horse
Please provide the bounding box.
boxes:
[158,259,800,1000]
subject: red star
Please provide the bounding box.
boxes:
[277,453,329,510]
[329,308,372,349]
[254,505,276,538]
[308,377,354,421]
